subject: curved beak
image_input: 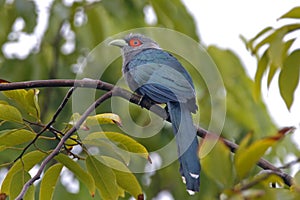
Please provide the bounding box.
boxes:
[109,39,128,48]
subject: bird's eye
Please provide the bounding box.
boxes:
[129,38,142,47]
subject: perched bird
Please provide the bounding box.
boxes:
[109,33,200,194]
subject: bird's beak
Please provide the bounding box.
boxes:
[109,39,128,48]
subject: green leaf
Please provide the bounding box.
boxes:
[237,132,253,151]
[234,131,287,179]
[71,113,122,130]
[267,63,278,88]
[1,150,46,195]
[283,38,297,56]
[150,0,199,41]
[2,89,40,120]
[279,7,300,19]
[86,155,119,200]
[200,135,234,188]
[39,163,63,200]
[253,24,300,54]
[253,50,269,101]
[64,135,79,147]
[101,156,143,199]
[247,26,273,53]
[9,170,34,200]
[267,28,286,68]
[294,170,300,186]
[83,132,150,161]
[0,100,8,105]
[265,28,288,88]
[279,50,300,109]
[85,113,122,127]
[248,21,300,111]
[84,138,131,165]
[0,129,35,148]
[291,171,300,199]
[0,104,23,123]
[55,154,95,197]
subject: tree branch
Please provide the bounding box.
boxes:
[0,79,114,91]
[15,90,113,200]
[279,157,300,170]
[0,79,294,188]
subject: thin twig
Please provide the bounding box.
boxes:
[64,145,85,160]
[15,91,113,200]
[14,87,76,162]
[24,119,83,145]
[237,170,289,191]
[279,157,300,169]
[50,87,76,123]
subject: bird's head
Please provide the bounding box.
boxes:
[109,33,160,64]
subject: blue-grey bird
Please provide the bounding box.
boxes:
[109,33,200,194]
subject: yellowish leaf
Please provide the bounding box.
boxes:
[234,128,291,179]
[0,104,23,123]
[86,113,122,127]
[2,89,40,120]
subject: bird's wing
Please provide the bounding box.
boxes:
[129,63,195,103]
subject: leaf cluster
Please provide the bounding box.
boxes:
[200,129,299,200]
[242,7,300,109]
[0,89,147,200]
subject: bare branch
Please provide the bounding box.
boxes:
[0,79,114,91]
[279,157,300,170]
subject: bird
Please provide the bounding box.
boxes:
[109,33,200,194]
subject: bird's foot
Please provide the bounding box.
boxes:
[137,95,153,109]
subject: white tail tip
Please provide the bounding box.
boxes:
[189,173,199,179]
[187,190,196,195]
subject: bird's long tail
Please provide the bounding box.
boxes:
[167,101,200,194]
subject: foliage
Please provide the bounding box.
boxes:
[206,46,276,141]
[0,88,147,199]
[199,131,297,200]
[0,0,299,200]
[242,6,300,109]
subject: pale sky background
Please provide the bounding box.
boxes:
[182,0,300,143]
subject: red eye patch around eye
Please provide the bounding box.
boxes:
[129,38,142,47]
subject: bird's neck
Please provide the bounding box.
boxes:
[122,49,141,67]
